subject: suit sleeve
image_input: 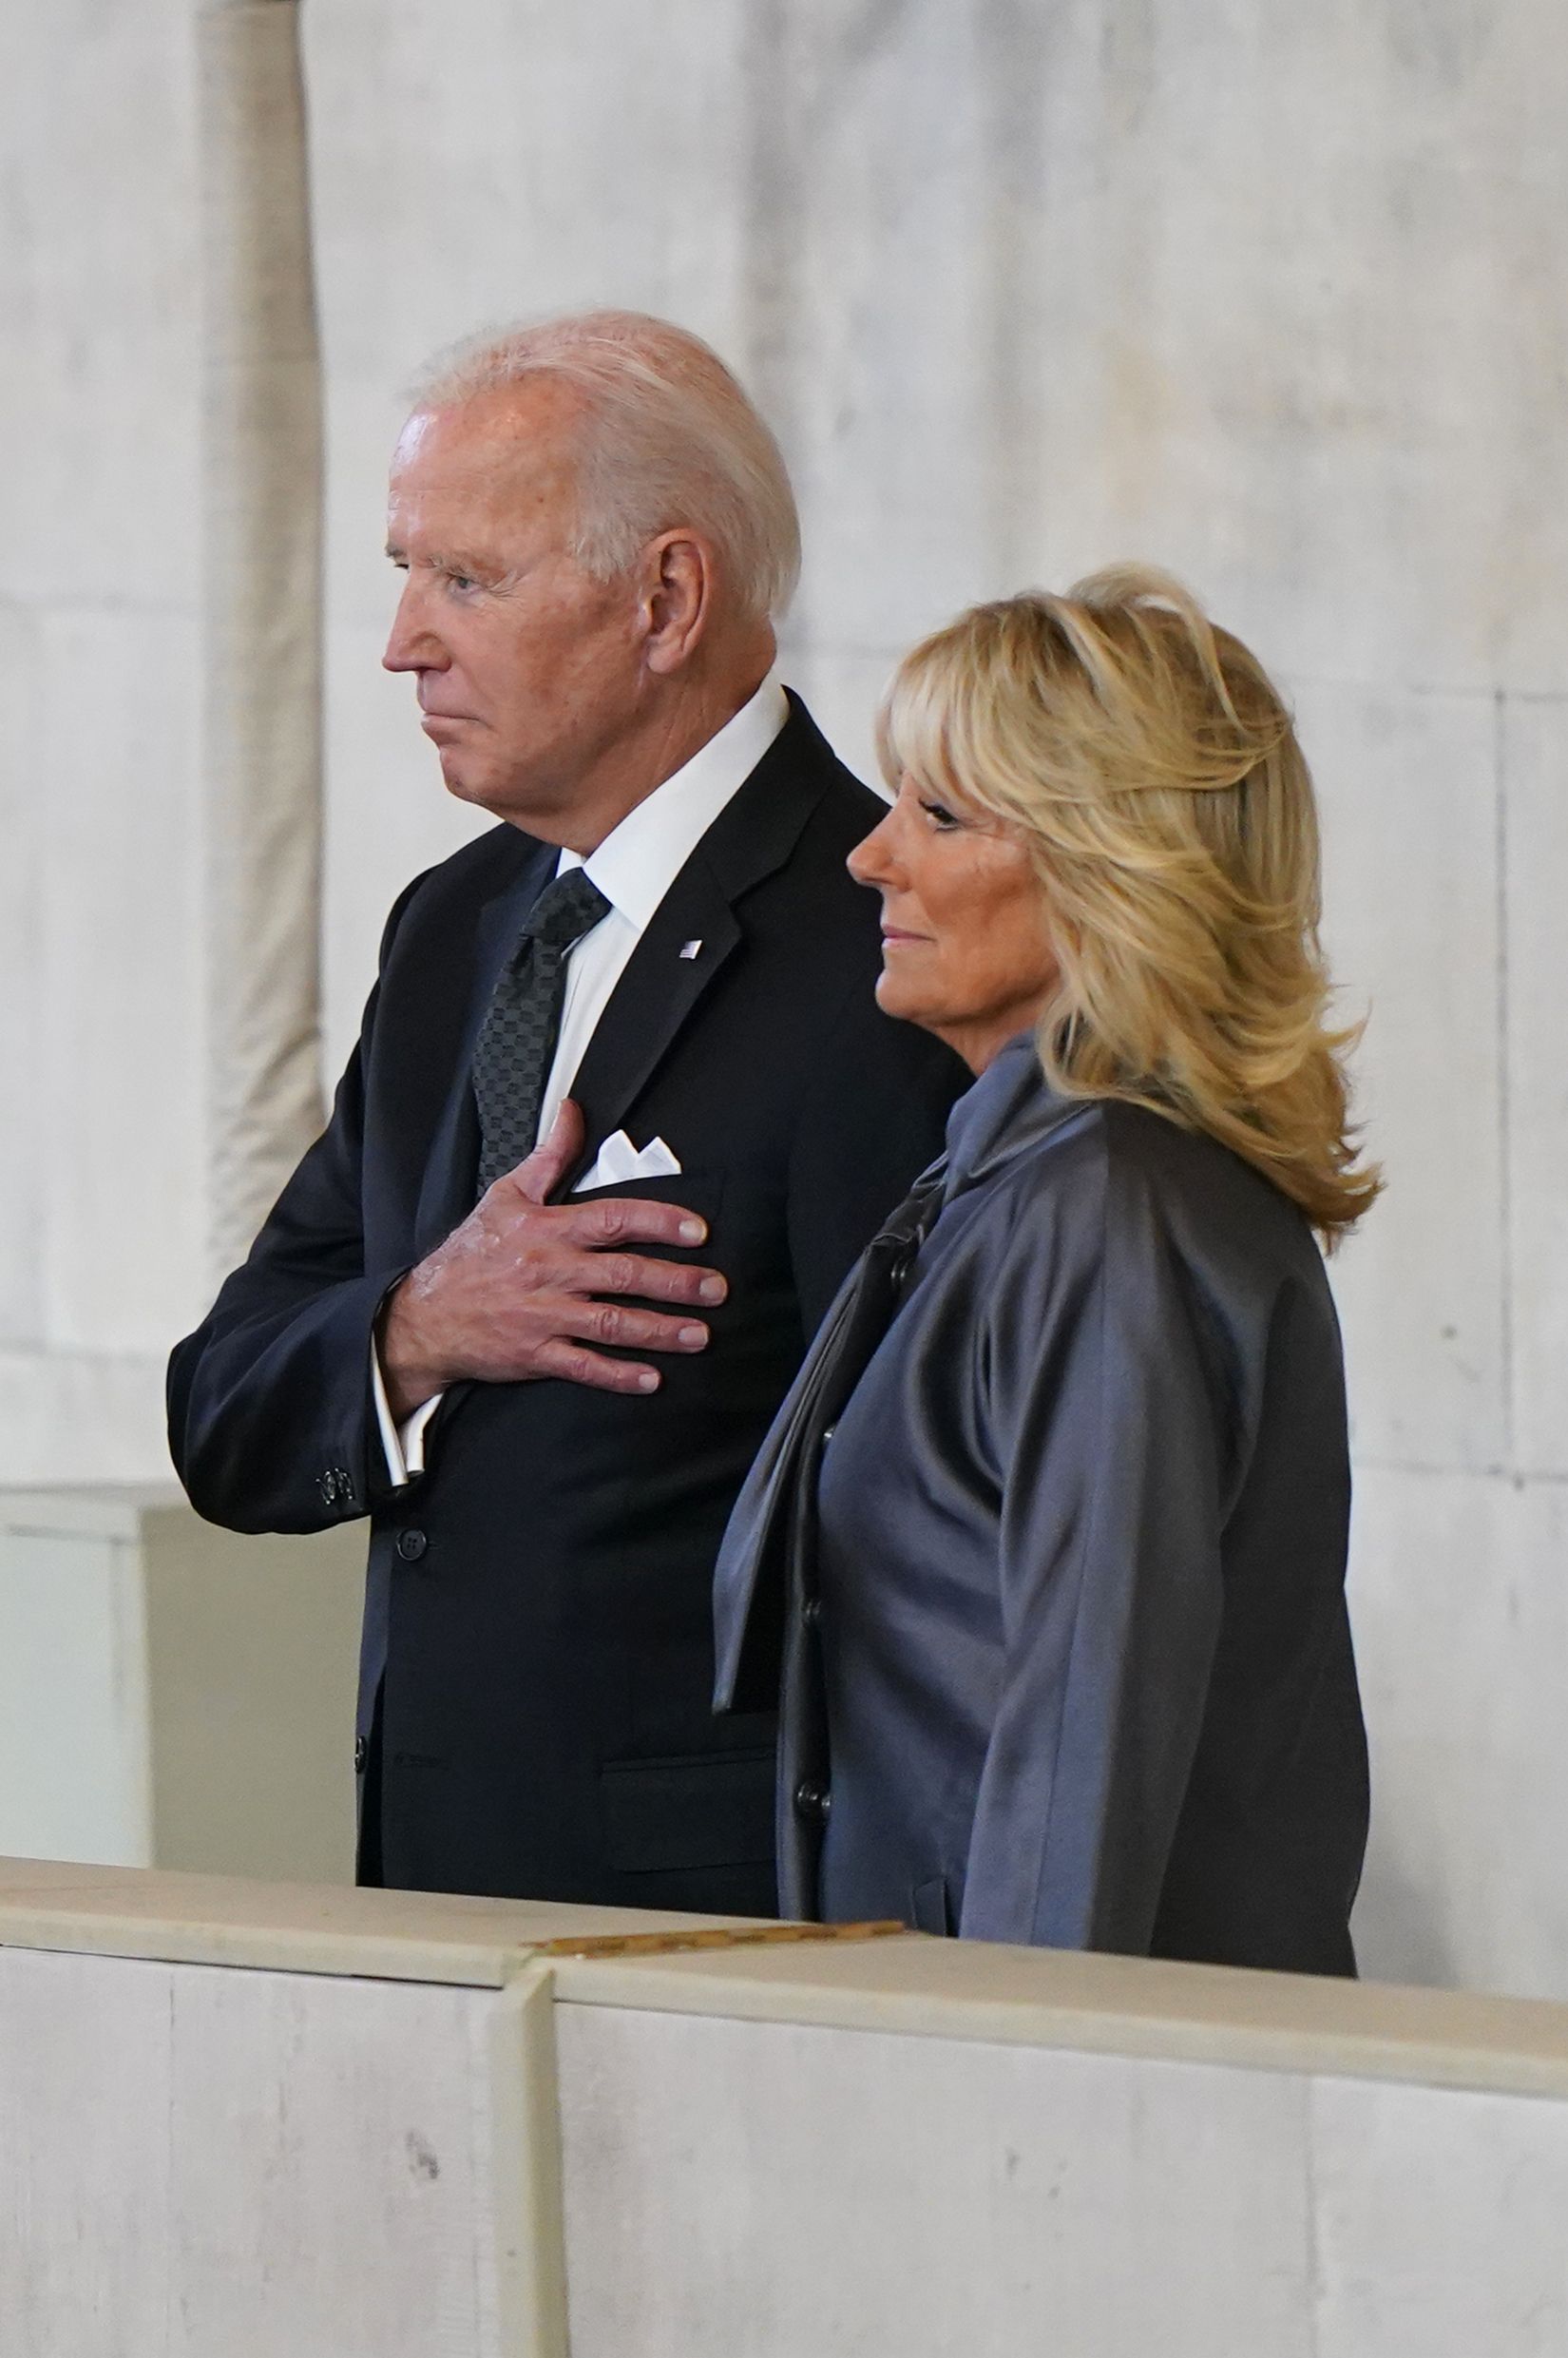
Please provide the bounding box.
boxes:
[165,880,425,1536]
[785,983,966,1336]
[958,1138,1231,1952]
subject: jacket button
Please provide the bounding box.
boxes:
[354,1734,367,1773]
[801,1595,822,1628]
[794,1780,831,1824]
[394,1527,429,1562]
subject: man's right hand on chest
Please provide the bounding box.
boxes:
[376,1100,726,1418]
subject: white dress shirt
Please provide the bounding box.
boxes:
[373,674,790,1486]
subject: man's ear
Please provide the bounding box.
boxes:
[641,530,712,676]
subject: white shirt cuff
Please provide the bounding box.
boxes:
[371,1342,444,1487]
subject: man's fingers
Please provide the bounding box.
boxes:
[508,1099,586,1207]
[530,1338,663,1394]
[586,1251,726,1307]
[570,1193,711,1250]
[555,1299,711,1353]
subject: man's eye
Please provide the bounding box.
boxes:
[447,572,477,593]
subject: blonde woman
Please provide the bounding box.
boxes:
[715,568,1381,1973]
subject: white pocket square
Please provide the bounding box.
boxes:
[572,1130,683,1192]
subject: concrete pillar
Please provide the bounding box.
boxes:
[198,0,326,1281]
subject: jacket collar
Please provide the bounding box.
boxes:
[939,1031,1095,1200]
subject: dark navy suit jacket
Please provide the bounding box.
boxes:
[168,699,966,1911]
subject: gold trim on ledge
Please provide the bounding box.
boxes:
[535,1920,907,1960]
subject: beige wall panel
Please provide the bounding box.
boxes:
[1312,2073,1568,2352]
[718,4,1568,695]
[141,1505,362,1884]
[739,6,1016,657]
[0,1352,170,1490]
[0,1945,520,2358]
[556,2003,1314,2357]
[0,0,200,611]
[35,605,204,1358]
[0,1944,176,2349]
[0,1524,151,1867]
[0,604,45,1349]
[1349,1466,1568,2000]
[0,1492,363,1884]
[0,0,201,1481]
[1503,693,1568,1477]
[1302,679,1505,1467]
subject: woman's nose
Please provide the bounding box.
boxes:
[848,812,898,889]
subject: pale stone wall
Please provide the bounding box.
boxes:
[8,1869,1568,2358]
[3,1,1563,1991]
[0,0,206,1479]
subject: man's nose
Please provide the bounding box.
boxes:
[382,580,444,675]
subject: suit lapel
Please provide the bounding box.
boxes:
[564,860,741,1177]
[413,836,556,1254]
[562,696,835,1186]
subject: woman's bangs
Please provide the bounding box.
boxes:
[877,646,975,806]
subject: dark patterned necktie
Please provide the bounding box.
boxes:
[471,867,612,1194]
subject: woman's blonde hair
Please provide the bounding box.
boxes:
[876,566,1381,1244]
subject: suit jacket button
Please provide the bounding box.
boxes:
[801,1595,822,1628]
[794,1780,831,1823]
[395,1527,429,1562]
[354,1734,368,1773]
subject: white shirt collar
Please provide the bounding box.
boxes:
[557,673,790,930]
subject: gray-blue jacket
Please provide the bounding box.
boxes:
[715,1034,1367,1974]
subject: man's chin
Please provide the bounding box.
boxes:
[437,757,500,811]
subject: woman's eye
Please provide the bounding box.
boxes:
[920,799,962,831]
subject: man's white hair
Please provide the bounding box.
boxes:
[411,310,801,625]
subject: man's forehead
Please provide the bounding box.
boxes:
[392,377,581,475]
[385,385,583,550]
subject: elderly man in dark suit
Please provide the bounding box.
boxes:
[168,310,964,1914]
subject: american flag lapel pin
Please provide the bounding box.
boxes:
[679,939,702,960]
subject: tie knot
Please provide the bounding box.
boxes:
[525,867,612,954]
